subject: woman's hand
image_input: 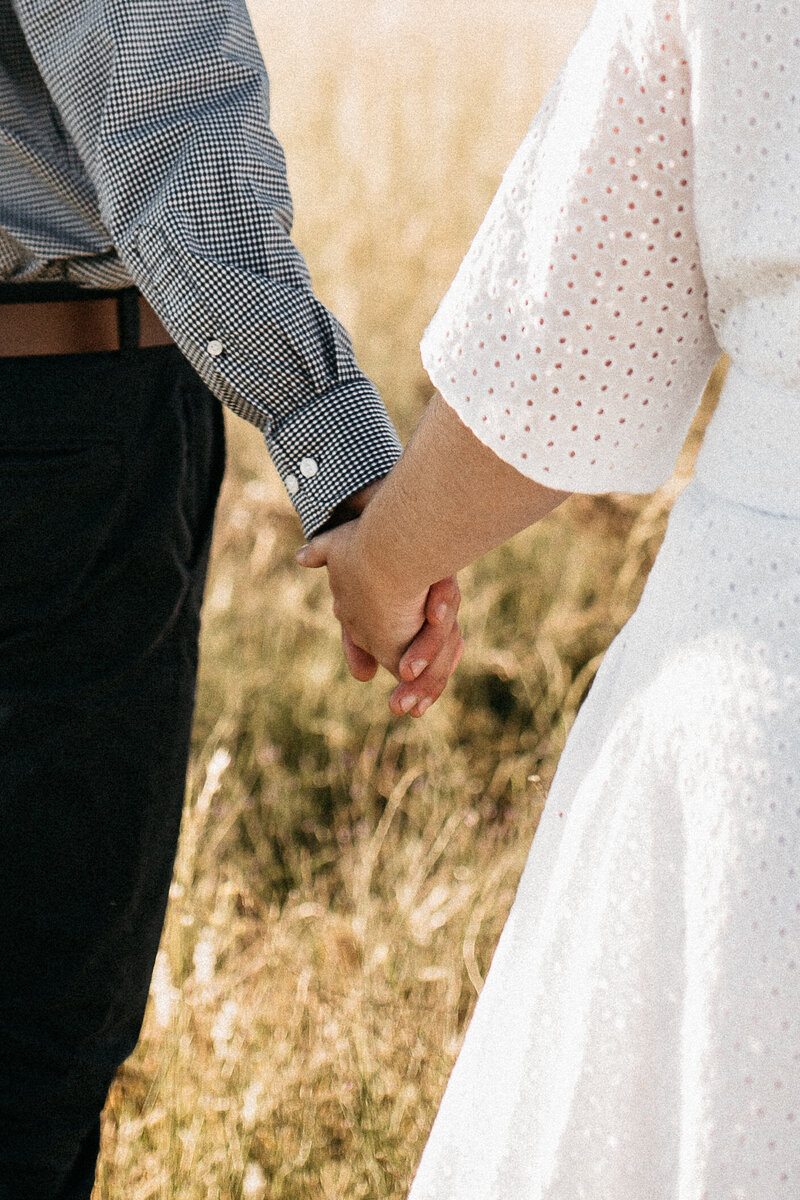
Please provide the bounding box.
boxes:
[297,522,464,717]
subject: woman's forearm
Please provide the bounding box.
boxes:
[354,391,570,595]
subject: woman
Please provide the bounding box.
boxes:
[299,0,800,1194]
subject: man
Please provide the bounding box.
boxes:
[0,1,460,1195]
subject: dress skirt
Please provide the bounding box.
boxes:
[407,365,800,1200]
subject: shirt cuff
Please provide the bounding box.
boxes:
[266,376,403,537]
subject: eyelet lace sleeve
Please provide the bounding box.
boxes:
[421,0,721,493]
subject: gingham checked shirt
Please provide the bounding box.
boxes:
[0,0,402,535]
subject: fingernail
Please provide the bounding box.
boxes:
[295,545,309,563]
[436,603,448,622]
[398,694,418,714]
[416,697,432,716]
[409,659,427,679]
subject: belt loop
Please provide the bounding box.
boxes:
[116,288,141,352]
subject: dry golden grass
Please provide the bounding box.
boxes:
[94,2,724,1196]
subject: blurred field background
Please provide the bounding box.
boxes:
[94,1,724,1196]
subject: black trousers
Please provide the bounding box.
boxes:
[0,344,225,1198]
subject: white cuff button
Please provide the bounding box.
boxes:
[285,474,300,496]
[299,456,318,478]
[206,338,224,358]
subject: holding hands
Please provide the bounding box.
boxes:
[297,391,567,717]
[297,518,464,718]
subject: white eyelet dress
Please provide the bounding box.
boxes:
[411,2,800,1198]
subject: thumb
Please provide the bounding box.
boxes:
[295,534,330,568]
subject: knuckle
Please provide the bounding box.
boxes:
[424,626,446,653]
[422,671,447,700]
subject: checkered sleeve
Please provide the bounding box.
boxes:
[10,0,401,535]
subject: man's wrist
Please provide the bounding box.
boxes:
[317,477,385,531]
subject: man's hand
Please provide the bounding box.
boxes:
[297,519,463,717]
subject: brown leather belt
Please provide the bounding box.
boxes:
[0,291,173,357]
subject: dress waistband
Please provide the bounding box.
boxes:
[692,364,800,520]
